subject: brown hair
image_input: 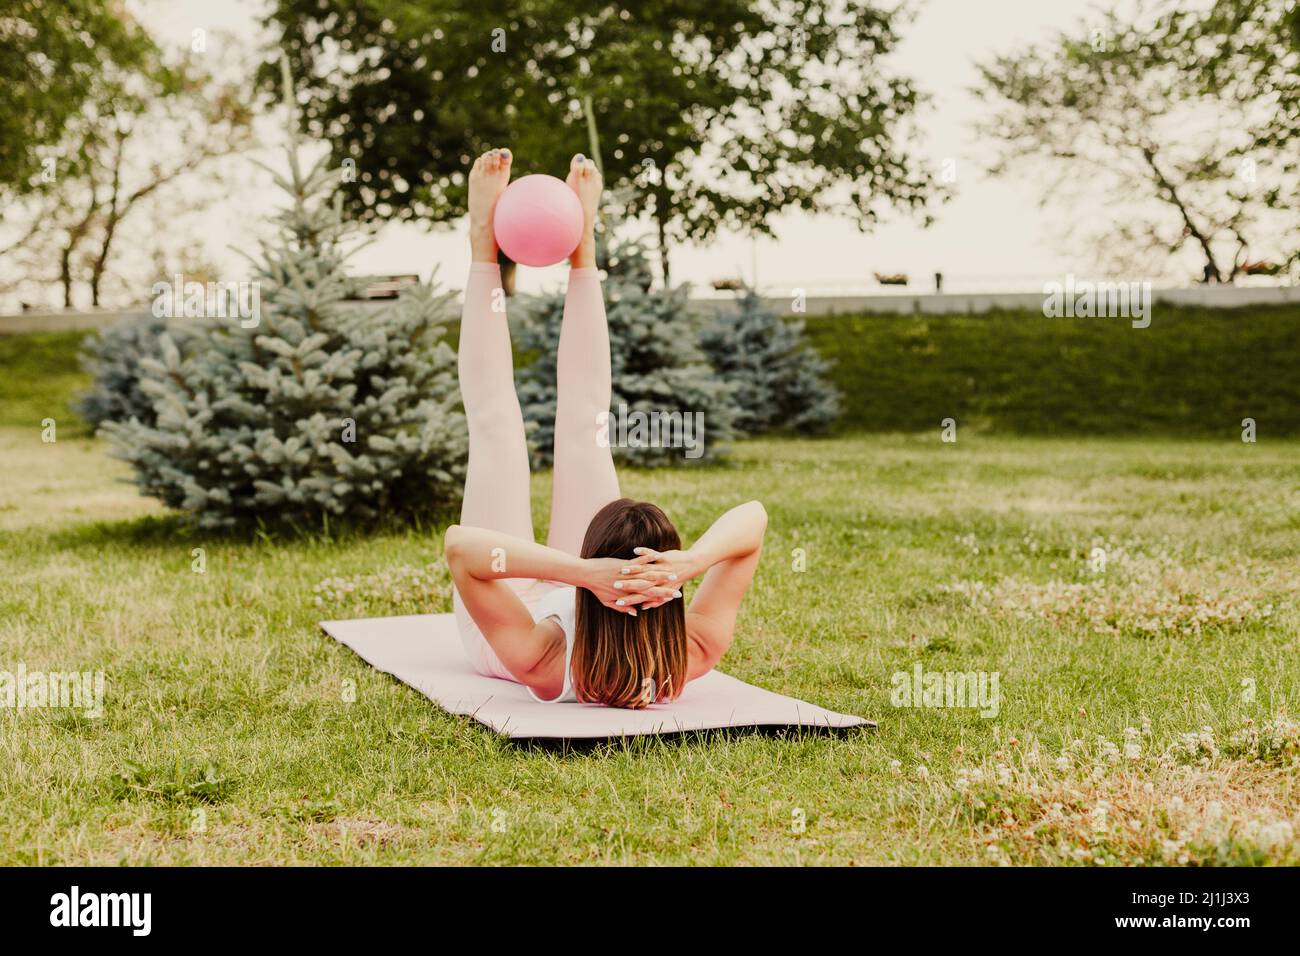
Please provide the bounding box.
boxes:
[571,498,688,709]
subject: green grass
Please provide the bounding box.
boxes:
[0,331,94,435]
[1,328,1297,864]
[804,304,1300,435]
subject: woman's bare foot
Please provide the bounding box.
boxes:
[468,148,512,263]
[565,153,602,268]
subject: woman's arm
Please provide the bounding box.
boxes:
[444,524,590,681]
[683,500,767,678]
[444,524,680,682]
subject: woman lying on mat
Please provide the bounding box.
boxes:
[444,147,767,709]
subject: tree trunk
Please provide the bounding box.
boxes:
[656,205,670,287]
[90,133,128,308]
[57,145,102,310]
[60,244,75,308]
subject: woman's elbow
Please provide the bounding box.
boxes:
[443,524,466,564]
[747,499,768,530]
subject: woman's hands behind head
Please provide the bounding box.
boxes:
[624,548,702,589]
[581,556,681,615]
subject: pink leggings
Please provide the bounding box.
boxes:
[452,262,619,679]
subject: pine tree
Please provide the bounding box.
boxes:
[102,84,466,530]
[76,314,193,428]
[514,234,740,467]
[700,288,841,435]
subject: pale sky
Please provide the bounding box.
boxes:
[124,0,1163,299]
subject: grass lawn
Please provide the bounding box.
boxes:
[1,331,1297,864]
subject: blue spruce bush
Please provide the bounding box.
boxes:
[514,235,741,467]
[76,314,192,428]
[700,288,841,435]
[102,125,466,529]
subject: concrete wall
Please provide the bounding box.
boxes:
[0,309,148,335]
[690,284,1300,317]
[3,285,1296,335]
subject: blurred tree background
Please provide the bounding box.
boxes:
[0,2,254,309]
[974,0,1299,283]
[0,0,154,204]
[262,0,941,283]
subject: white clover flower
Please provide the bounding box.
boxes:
[1255,821,1294,852]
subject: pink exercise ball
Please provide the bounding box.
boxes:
[493,174,584,267]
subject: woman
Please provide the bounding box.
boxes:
[444,147,768,709]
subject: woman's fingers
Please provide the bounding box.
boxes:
[614,578,653,592]
[630,548,678,575]
[614,579,682,597]
[646,586,682,608]
[613,573,674,591]
[619,551,659,573]
[626,547,682,582]
[614,586,682,607]
[639,587,683,609]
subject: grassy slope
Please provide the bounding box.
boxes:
[802,304,1300,435]
[0,331,95,435]
[1,330,1298,864]
[15,303,1299,438]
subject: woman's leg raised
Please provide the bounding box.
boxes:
[454,148,536,681]
[458,148,533,544]
[547,154,620,556]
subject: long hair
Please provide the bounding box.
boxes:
[571,498,688,709]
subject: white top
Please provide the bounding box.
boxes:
[527,586,579,703]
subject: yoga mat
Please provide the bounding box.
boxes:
[321,613,874,741]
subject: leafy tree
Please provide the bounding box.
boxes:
[973,5,1299,283]
[264,0,939,282]
[0,0,155,204]
[1169,0,1299,156]
[1160,0,1298,276]
[1,35,254,308]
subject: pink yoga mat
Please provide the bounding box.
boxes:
[321,613,873,740]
